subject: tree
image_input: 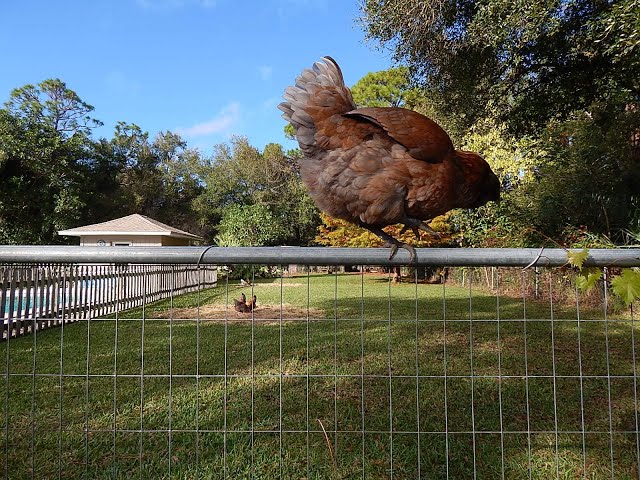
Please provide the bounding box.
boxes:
[102,122,204,234]
[359,0,640,134]
[148,130,203,234]
[261,143,320,245]
[194,137,320,245]
[3,80,309,246]
[6,78,102,136]
[0,81,207,244]
[193,137,261,221]
[315,212,453,248]
[514,107,640,243]
[0,80,99,244]
[350,67,422,108]
[108,122,163,217]
[359,0,640,247]
[215,204,286,247]
[446,117,544,247]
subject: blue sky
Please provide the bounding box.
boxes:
[0,0,395,153]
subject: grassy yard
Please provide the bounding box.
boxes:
[1,271,639,479]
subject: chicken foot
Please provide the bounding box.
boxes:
[360,217,440,262]
[399,217,441,240]
[358,221,418,262]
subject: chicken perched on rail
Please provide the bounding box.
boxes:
[278,56,500,261]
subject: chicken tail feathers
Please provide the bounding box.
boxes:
[278,56,355,155]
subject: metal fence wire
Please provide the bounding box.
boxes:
[1,246,640,479]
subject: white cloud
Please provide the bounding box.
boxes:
[259,65,273,81]
[176,102,240,137]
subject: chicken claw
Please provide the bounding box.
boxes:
[401,217,441,240]
[360,222,418,263]
[386,242,417,263]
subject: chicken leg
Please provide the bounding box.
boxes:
[360,217,440,262]
[399,217,441,240]
[359,222,417,262]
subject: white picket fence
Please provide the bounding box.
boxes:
[1,264,217,339]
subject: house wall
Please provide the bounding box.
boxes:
[79,235,184,246]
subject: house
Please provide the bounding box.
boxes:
[58,214,203,246]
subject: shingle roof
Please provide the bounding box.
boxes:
[58,214,203,240]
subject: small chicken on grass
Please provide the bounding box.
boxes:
[234,293,257,313]
[278,56,500,262]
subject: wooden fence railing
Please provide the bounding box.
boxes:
[1,264,217,340]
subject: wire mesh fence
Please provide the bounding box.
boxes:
[1,246,639,479]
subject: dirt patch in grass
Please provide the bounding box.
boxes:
[156,303,325,321]
[258,281,305,288]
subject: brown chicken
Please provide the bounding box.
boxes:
[248,295,257,310]
[233,293,257,313]
[278,56,500,261]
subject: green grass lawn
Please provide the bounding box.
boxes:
[1,271,639,479]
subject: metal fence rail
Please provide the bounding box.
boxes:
[1,246,639,479]
[1,245,639,266]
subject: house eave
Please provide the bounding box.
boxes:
[57,230,203,241]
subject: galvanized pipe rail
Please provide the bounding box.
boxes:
[0,245,639,267]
